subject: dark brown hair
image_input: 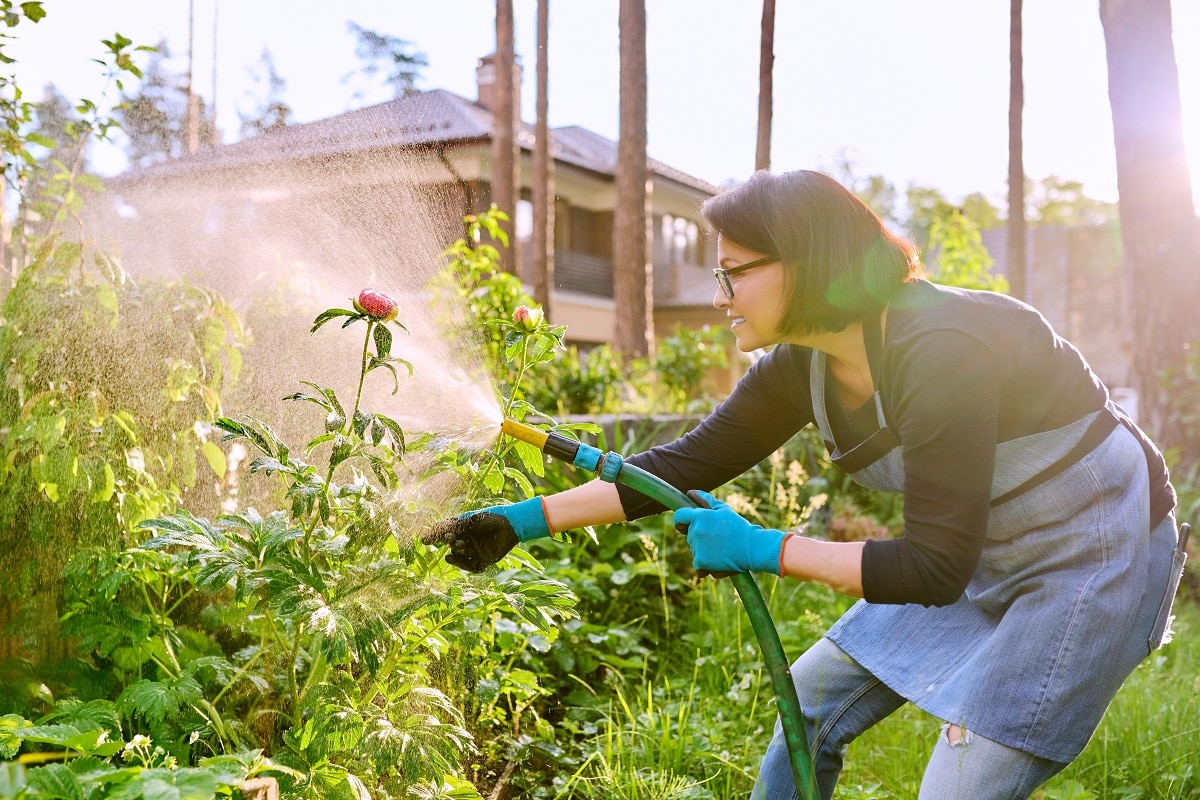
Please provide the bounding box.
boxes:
[701,170,922,335]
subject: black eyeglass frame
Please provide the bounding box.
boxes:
[713,255,778,299]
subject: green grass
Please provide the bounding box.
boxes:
[837,603,1200,798]
[565,581,1200,798]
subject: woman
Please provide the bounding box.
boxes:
[431,170,1184,799]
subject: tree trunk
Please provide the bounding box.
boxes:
[614,0,653,358]
[1006,0,1026,302]
[493,0,519,272]
[755,0,775,173]
[532,0,554,315]
[186,0,200,154]
[1100,0,1200,447]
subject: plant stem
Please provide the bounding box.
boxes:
[305,319,375,546]
[288,622,305,726]
[210,647,264,708]
[468,334,533,501]
[349,320,374,431]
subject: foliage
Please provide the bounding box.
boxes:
[903,185,1001,247]
[343,21,428,102]
[4,178,1191,800]
[427,206,600,502]
[0,237,243,665]
[1030,175,1119,227]
[7,213,590,798]
[238,48,293,137]
[925,209,1009,293]
[0,705,298,800]
[431,207,524,383]
[2,9,148,278]
[629,326,729,414]
[529,344,625,416]
[38,280,579,799]
[117,40,217,169]
[527,325,730,418]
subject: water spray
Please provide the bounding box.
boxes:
[501,418,818,796]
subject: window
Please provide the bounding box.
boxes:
[661,214,703,266]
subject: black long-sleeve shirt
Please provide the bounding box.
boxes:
[617,280,1174,606]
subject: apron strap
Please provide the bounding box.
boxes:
[989,408,1119,508]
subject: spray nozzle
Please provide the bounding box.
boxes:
[501,418,603,472]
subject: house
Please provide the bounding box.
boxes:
[102,54,728,351]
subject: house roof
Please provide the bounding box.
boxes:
[110,88,722,195]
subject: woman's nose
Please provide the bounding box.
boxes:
[713,287,729,310]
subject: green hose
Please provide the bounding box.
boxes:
[616,462,819,798]
[498,420,818,796]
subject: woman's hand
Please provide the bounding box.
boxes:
[423,497,550,572]
[673,490,792,575]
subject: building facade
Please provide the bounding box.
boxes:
[103,55,728,351]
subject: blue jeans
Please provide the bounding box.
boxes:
[751,638,1068,800]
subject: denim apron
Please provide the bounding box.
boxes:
[813,316,1182,763]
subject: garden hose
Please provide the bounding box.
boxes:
[501,419,819,798]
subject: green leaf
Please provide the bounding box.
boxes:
[373,414,406,454]
[214,417,247,439]
[62,729,108,753]
[128,768,219,800]
[90,741,124,758]
[8,724,82,746]
[329,435,354,469]
[366,454,394,488]
[248,456,286,475]
[91,462,115,503]
[25,763,82,800]
[513,440,545,477]
[352,411,372,439]
[300,381,344,417]
[110,411,138,443]
[20,3,46,23]
[0,714,27,759]
[373,322,392,359]
[201,441,226,479]
[282,391,332,411]
[367,358,400,394]
[90,282,118,320]
[305,432,337,454]
[193,755,250,787]
[310,308,357,333]
[116,676,201,725]
[344,773,371,800]
[184,655,237,684]
[25,131,56,148]
[502,467,534,498]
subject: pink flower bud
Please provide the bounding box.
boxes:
[513,305,544,332]
[356,288,398,322]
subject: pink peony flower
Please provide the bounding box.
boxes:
[356,288,398,322]
[513,305,544,332]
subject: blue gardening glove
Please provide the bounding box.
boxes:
[423,497,552,573]
[673,491,791,576]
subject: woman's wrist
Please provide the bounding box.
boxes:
[780,536,866,598]
[542,478,628,534]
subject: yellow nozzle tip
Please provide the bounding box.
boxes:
[501,418,549,449]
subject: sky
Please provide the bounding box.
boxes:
[8,0,1200,209]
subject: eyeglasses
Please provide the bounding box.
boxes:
[713,255,778,299]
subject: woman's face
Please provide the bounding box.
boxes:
[714,236,786,352]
